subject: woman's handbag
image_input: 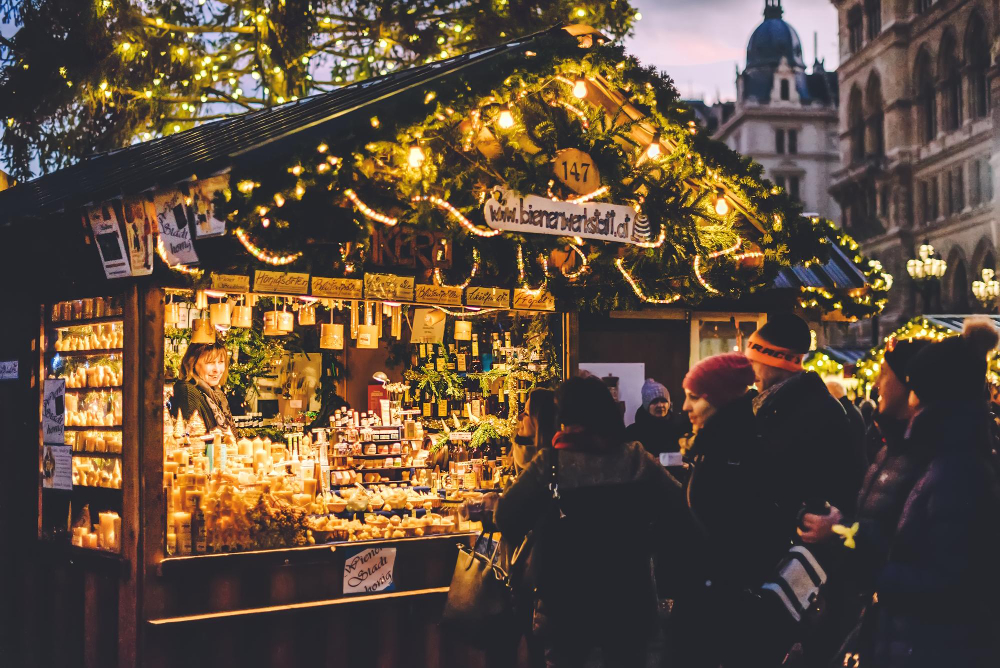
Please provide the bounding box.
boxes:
[441,531,515,646]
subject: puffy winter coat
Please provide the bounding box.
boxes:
[754,371,868,527]
[867,401,1000,668]
[494,440,695,642]
[624,406,688,457]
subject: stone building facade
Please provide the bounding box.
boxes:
[713,0,842,221]
[829,0,998,333]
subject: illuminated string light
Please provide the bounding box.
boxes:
[497,106,515,129]
[572,79,588,99]
[156,238,203,276]
[408,144,426,169]
[646,132,662,159]
[551,100,589,128]
[632,226,667,249]
[434,249,480,289]
[234,228,302,265]
[413,194,501,237]
[345,189,399,226]
[517,244,548,295]
[560,244,590,280]
[433,306,500,318]
[615,258,680,304]
[568,185,609,204]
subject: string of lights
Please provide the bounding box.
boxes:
[412,194,501,237]
[344,189,399,226]
[156,238,204,276]
[615,258,681,304]
[434,249,481,289]
[233,228,303,266]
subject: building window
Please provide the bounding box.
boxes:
[780,79,790,101]
[848,6,864,54]
[955,166,965,212]
[866,75,885,158]
[967,20,990,119]
[940,35,963,131]
[930,176,939,220]
[879,185,889,217]
[789,176,800,202]
[914,50,936,143]
[985,160,994,203]
[915,0,933,13]
[788,129,798,155]
[849,87,864,164]
[971,160,982,207]
[865,0,882,41]
[775,128,786,154]
[920,181,930,224]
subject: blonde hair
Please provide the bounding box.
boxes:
[180,342,230,385]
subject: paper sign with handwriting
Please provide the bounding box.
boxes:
[415,284,463,306]
[42,379,66,446]
[254,270,310,295]
[210,273,250,293]
[410,308,447,344]
[364,273,415,301]
[513,289,556,311]
[0,360,17,380]
[484,189,647,245]
[343,546,397,595]
[466,287,510,308]
[312,277,364,299]
[153,189,200,265]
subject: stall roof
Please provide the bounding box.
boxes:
[772,242,869,291]
[924,315,1000,332]
[817,346,869,366]
[0,27,564,226]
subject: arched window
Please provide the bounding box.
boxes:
[780,79,790,101]
[939,32,963,131]
[914,49,936,143]
[966,17,990,119]
[848,86,865,163]
[951,258,970,312]
[866,74,885,158]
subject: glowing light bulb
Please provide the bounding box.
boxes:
[572,79,587,99]
[575,8,586,18]
[714,188,729,216]
[646,132,661,159]
[273,193,286,207]
[316,143,328,153]
[370,116,380,128]
[261,217,270,228]
[290,165,303,176]
[498,107,515,129]
[408,144,426,168]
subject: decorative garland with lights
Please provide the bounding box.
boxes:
[191,32,886,317]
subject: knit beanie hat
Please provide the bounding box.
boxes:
[641,378,669,411]
[683,353,756,408]
[745,313,812,372]
[883,338,931,386]
[906,316,999,405]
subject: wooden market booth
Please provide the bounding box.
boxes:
[0,26,885,668]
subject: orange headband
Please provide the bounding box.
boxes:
[745,330,804,372]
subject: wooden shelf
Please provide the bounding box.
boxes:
[64,425,122,431]
[60,387,123,394]
[46,349,123,358]
[49,315,124,327]
[71,484,122,493]
[72,451,122,458]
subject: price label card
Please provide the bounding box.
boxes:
[343,546,397,595]
[312,276,364,300]
[466,287,510,308]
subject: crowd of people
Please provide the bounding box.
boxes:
[492,313,1000,668]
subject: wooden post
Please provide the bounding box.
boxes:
[561,312,579,379]
[119,284,142,668]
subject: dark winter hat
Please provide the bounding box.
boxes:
[883,338,932,386]
[745,313,812,371]
[906,316,999,405]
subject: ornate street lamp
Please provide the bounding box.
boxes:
[906,243,947,281]
[972,268,1000,309]
[907,242,947,314]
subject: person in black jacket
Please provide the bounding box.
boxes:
[861,317,1000,667]
[800,338,933,663]
[828,380,868,468]
[667,353,784,668]
[495,376,695,668]
[745,313,869,664]
[624,378,688,457]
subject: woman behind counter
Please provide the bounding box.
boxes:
[511,388,557,473]
[172,342,237,433]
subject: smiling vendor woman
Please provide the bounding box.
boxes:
[173,341,238,433]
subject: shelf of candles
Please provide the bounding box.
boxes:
[63,425,122,432]
[46,349,123,358]
[72,451,122,458]
[50,315,124,328]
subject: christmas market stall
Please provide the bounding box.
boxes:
[0,26,887,668]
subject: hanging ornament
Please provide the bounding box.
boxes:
[278,298,294,332]
[231,297,252,328]
[349,301,360,339]
[190,318,216,344]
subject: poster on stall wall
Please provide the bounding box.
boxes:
[85,203,132,279]
[153,188,200,265]
[409,308,446,344]
[41,445,72,491]
[343,546,397,595]
[189,175,229,238]
[115,196,155,276]
[41,379,65,445]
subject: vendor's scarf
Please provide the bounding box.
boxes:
[194,376,237,433]
[552,429,606,452]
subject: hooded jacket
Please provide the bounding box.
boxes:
[866,401,1000,668]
